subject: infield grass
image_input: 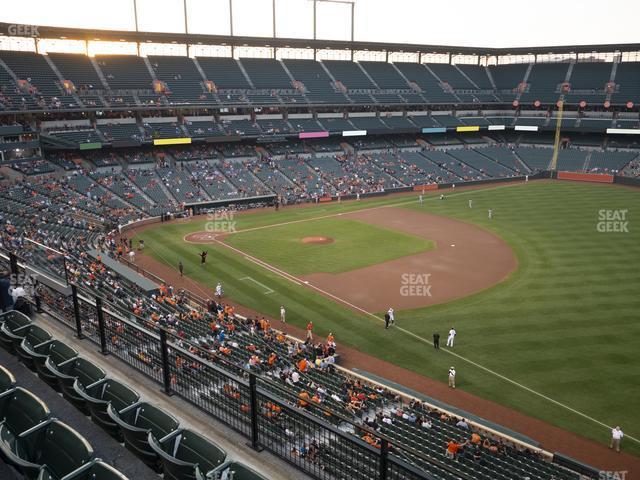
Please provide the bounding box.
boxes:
[224,218,434,275]
[136,181,640,457]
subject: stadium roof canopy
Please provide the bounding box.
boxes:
[1,22,639,58]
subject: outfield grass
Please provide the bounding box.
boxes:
[224,218,434,275]
[135,181,640,456]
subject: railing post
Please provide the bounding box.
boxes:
[71,285,83,339]
[159,329,174,396]
[95,297,108,355]
[379,439,389,480]
[33,281,43,314]
[9,252,18,277]
[247,373,263,452]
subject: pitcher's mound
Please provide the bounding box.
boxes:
[301,236,334,245]
[184,231,218,243]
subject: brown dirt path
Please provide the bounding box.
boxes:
[302,207,517,312]
[130,249,639,477]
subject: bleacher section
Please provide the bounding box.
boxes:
[95,55,153,91]
[149,56,209,104]
[394,63,457,103]
[196,57,251,90]
[520,63,568,104]
[283,59,347,104]
[0,51,77,109]
[611,62,640,104]
[0,51,638,113]
[490,64,528,102]
[564,62,612,105]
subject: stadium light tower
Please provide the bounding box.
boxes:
[310,0,356,41]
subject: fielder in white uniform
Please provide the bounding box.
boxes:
[446,327,456,347]
[387,307,395,325]
[468,199,473,208]
[215,282,223,298]
[448,367,456,388]
[419,194,424,205]
[280,305,286,323]
[488,209,493,219]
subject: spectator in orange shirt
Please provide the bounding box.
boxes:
[298,391,310,408]
[298,358,308,372]
[446,440,460,459]
[306,321,313,341]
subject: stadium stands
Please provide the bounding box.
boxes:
[519,63,568,104]
[95,55,153,91]
[149,56,210,104]
[283,59,348,104]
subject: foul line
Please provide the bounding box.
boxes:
[207,186,640,444]
[239,276,275,294]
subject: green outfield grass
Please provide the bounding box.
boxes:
[224,218,434,275]
[135,181,640,456]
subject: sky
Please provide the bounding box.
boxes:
[1,0,639,48]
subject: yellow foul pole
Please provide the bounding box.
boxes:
[550,100,564,176]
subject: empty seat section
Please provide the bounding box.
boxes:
[359,61,408,89]
[96,55,153,90]
[520,63,568,104]
[322,60,376,90]
[284,59,347,104]
[393,63,456,102]
[148,56,209,104]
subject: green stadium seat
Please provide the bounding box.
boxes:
[45,357,106,413]
[0,311,32,352]
[2,419,93,480]
[47,459,129,480]
[74,378,140,439]
[0,387,51,469]
[0,364,16,393]
[107,401,179,469]
[148,428,227,480]
[16,325,54,370]
[35,341,79,390]
[212,461,269,480]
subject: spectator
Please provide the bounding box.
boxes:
[445,440,460,459]
[0,269,13,312]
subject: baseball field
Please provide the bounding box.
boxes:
[132,180,640,457]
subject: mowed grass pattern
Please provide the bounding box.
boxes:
[136,181,640,456]
[224,218,434,275]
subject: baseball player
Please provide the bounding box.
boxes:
[488,209,493,219]
[215,282,223,298]
[178,260,184,277]
[610,426,624,452]
[280,305,286,323]
[468,199,473,209]
[306,321,313,341]
[446,327,456,347]
[387,307,395,326]
[448,366,456,389]
[419,194,424,205]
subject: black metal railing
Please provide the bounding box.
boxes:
[3,248,466,480]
